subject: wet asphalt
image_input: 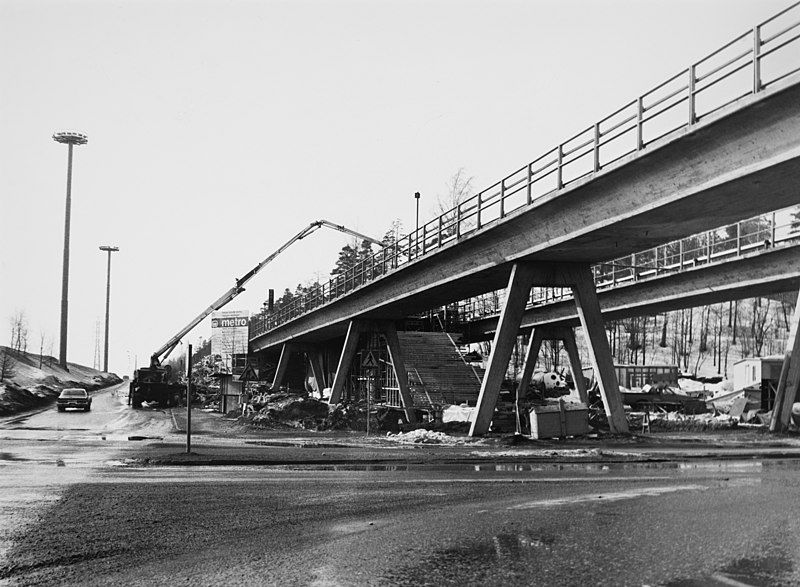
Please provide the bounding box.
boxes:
[2,383,800,585]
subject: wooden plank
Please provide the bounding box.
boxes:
[271,343,294,390]
[329,321,364,405]
[569,265,629,434]
[562,327,589,404]
[382,321,418,425]
[770,288,800,431]
[470,263,537,436]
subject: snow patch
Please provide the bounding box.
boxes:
[385,429,468,444]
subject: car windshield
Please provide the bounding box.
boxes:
[61,389,87,398]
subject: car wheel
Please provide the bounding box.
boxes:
[85,406,91,412]
[57,406,65,412]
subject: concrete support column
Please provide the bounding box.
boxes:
[514,325,587,434]
[569,265,629,434]
[329,320,365,405]
[470,263,537,437]
[561,327,589,404]
[770,288,800,432]
[272,343,295,390]
[308,350,327,399]
[517,328,544,404]
[382,321,418,425]
[516,328,544,434]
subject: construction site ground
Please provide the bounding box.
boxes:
[6,382,800,585]
[3,382,799,468]
[138,408,800,467]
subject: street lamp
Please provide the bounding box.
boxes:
[53,131,88,370]
[99,245,119,372]
[414,191,421,257]
[414,191,420,234]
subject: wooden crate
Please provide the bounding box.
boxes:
[530,402,589,439]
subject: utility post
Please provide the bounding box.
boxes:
[186,344,192,454]
[99,246,119,372]
[414,191,420,257]
[53,131,88,370]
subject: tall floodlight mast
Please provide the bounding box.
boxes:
[53,131,88,370]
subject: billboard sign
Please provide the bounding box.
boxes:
[211,310,249,370]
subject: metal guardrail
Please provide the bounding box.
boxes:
[456,206,800,322]
[250,3,800,340]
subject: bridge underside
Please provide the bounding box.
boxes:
[462,245,800,342]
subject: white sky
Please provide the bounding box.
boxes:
[0,0,789,375]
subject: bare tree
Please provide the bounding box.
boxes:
[46,336,55,368]
[437,168,475,213]
[750,297,773,356]
[436,168,475,239]
[39,330,46,369]
[9,310,28,356]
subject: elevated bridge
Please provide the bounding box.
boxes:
[249,4,800,435]
[459,208,800,341]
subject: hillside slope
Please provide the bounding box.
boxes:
[0,346,122,415]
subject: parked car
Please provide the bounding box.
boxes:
[56,388,92,412]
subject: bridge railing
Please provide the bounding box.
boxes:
[250,3,800,340]
[455,205,800,323]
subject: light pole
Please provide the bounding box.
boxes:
[414,191,420,234]
[99,245,119,372]
[414,191,420,256]
[53,131,88,370]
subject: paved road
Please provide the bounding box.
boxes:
[2,385,800,586]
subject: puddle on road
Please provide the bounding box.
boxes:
[381,530,556,585]
[282,460,783,474]
[387,532,796,586]
[244,440,351,449]
[0,452,27,462]
[666,550,795,586]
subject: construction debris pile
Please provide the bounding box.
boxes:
[246,392,416,432]
[249,392,330,429]
[626,378,778,432]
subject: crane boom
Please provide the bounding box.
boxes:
[150,219,383,366]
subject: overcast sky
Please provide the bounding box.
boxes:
[0,0,789,374]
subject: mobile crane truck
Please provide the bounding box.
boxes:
[129,220,383,408]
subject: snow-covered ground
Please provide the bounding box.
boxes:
[0,346,121,415]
